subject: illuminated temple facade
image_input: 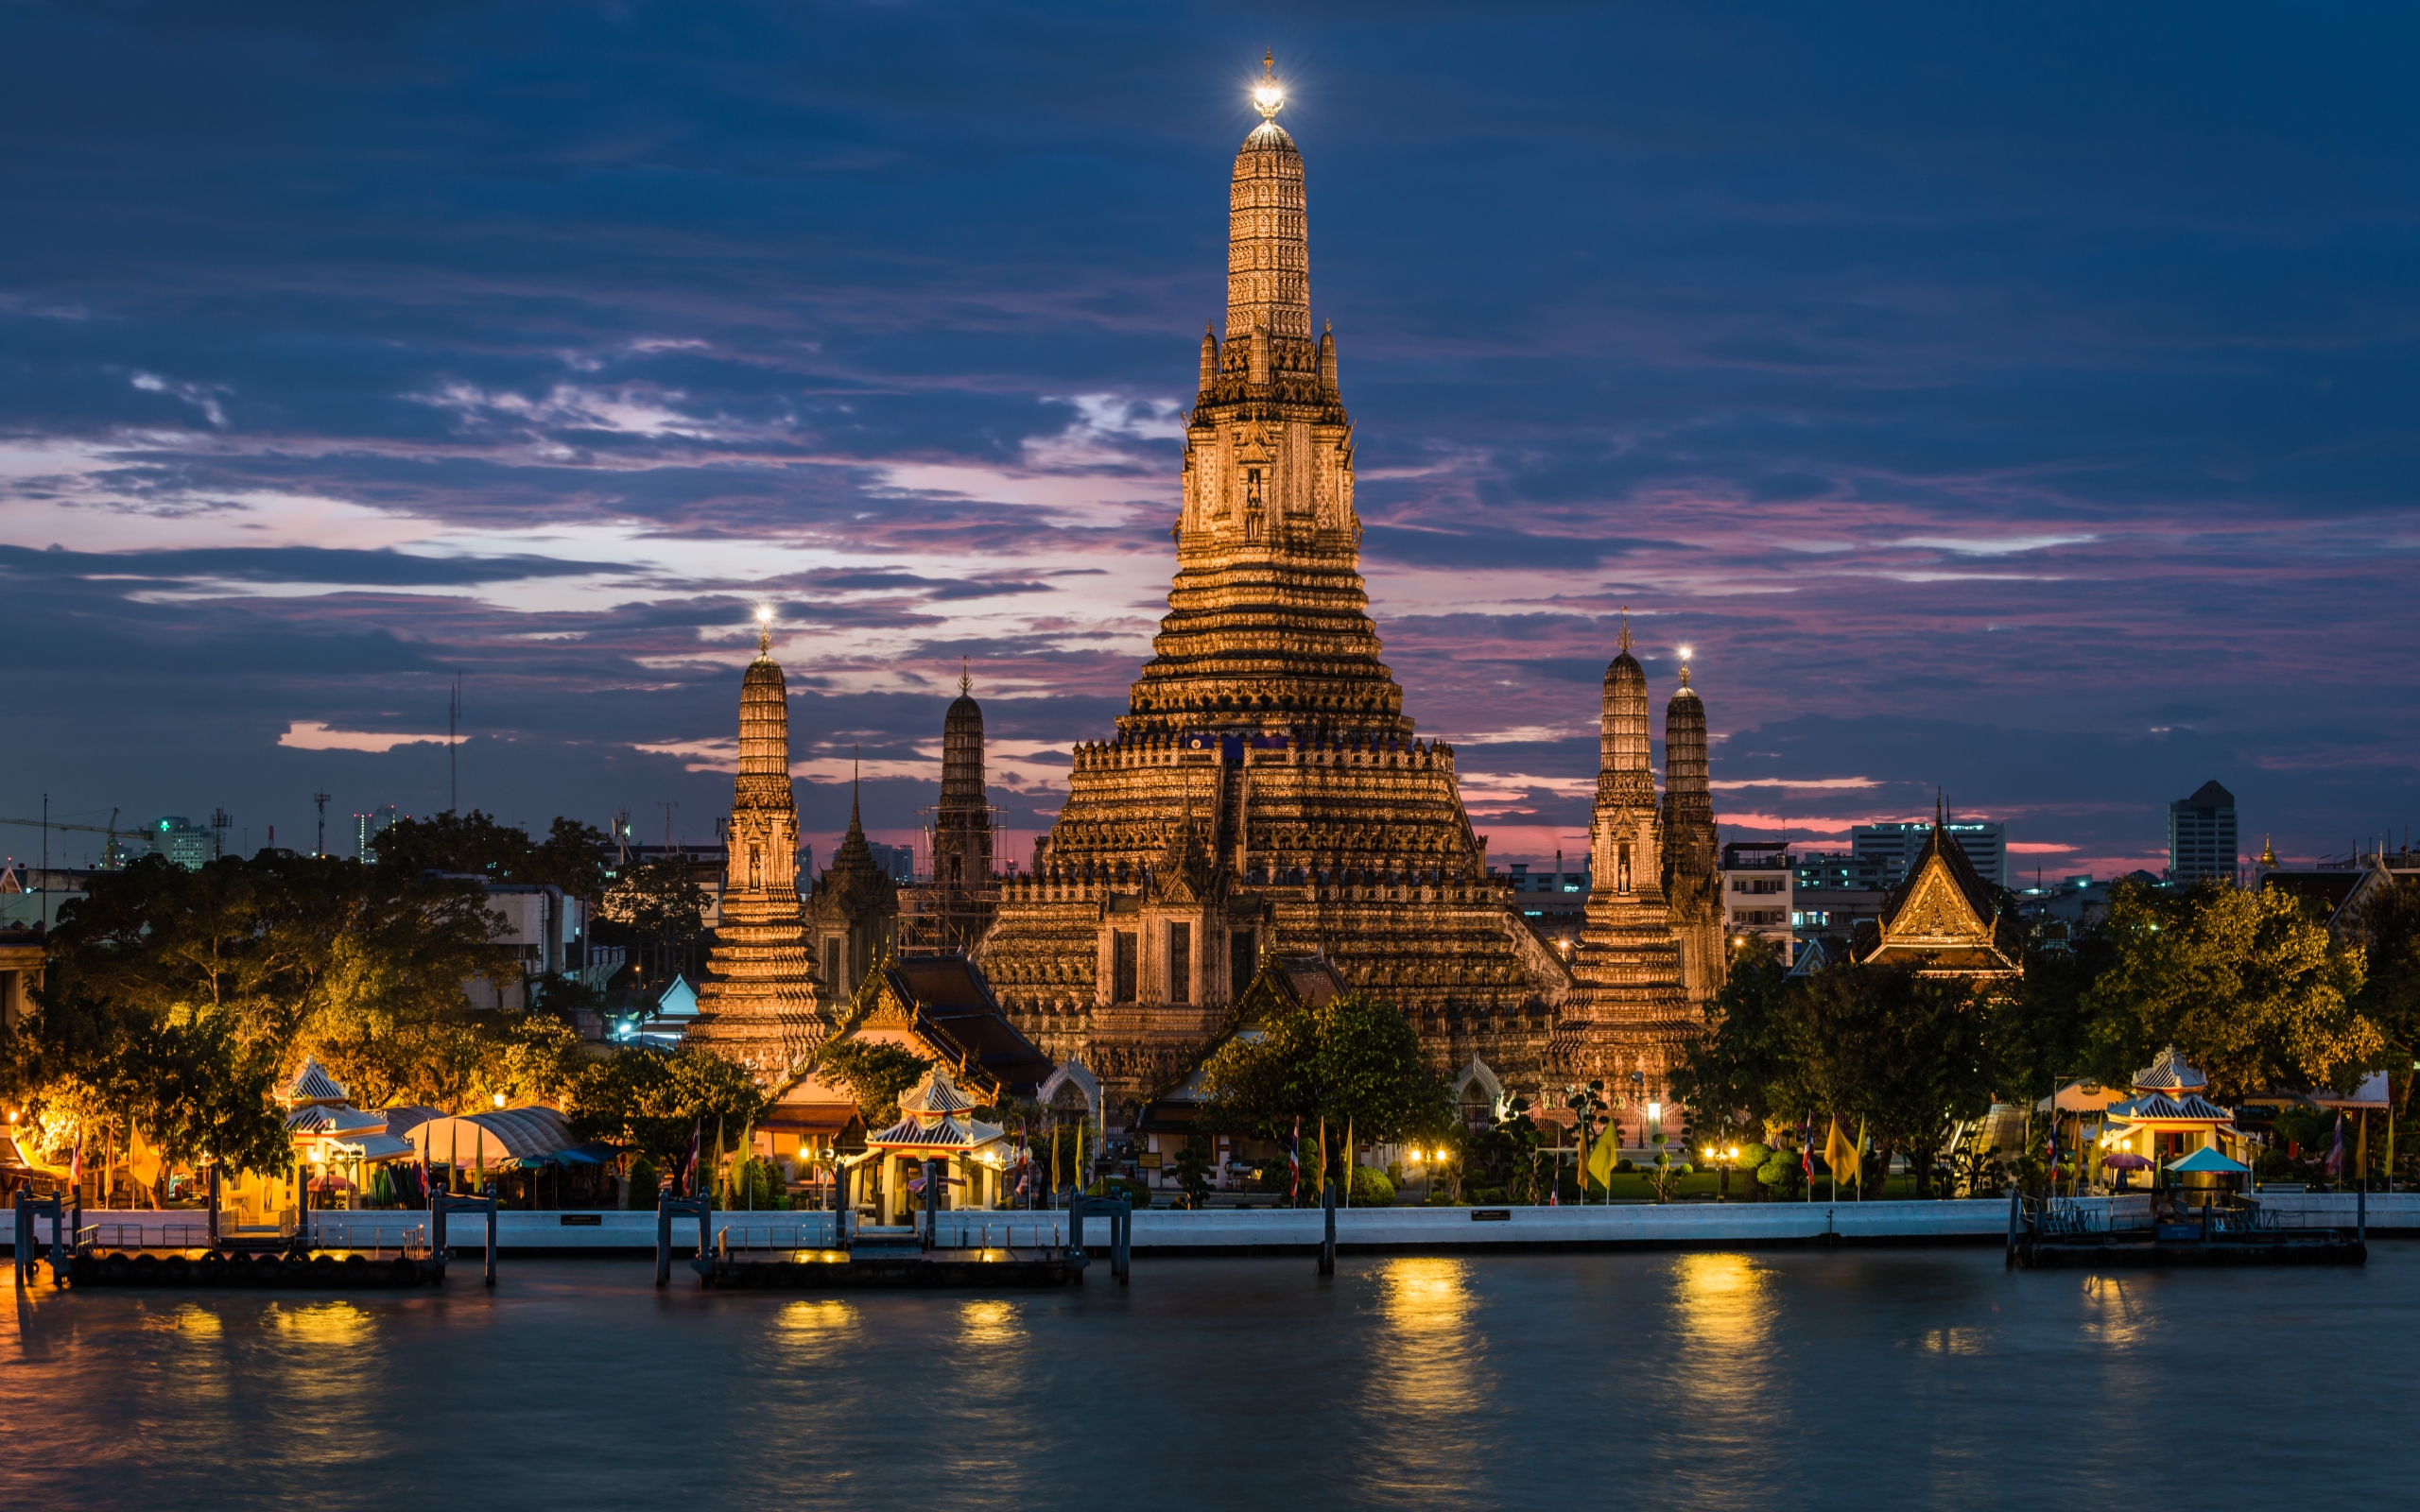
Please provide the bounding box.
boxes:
[970,80,1724,1105]
[686,623,827,1087]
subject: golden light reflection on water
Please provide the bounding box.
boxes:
[1360,1258,1488,1500]
[777,1297,861,1343]
[2079,1275,2150,1349]
[958,1298,1024,1348]
[266,1300,371,1345]
[1671,1253,1774,1428]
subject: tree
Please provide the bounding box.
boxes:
[1768,959,1993,1200]
[596,857,709,985]
[1670,945,1792,1143]
[815,1040,933,1126]
[2083,879,2375,1097]
[565,1045,767,1171]
[1199,990,1453,1145]
[2347,878,2420,1104]
[1172,1134,1214,1209]
[372,811,608,901]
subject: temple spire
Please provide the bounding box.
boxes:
[1226,53,1308,344]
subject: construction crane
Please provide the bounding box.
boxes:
[0,807,130,875]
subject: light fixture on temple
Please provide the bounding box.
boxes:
[1252,50,1284,120]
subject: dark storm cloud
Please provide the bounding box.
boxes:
[1,0,2413,865]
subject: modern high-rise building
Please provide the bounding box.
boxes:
[354,805,398,862]
[154,816,218,871]
[1852,820,2007,890]
[2168,780,2238,884]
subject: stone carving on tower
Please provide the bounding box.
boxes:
[687,613,827,1087]
[1556,615,1702,1100]
[973,59,1572,1103]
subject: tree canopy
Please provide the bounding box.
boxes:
[2083,879,2374,1097]
[814,1040,933,1126]
[565,1045,767,1167]
[1198,990,1453,1143]
[372,811,609,900]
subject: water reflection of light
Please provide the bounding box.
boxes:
[1357,1258,1488,1501]
[1672,1254,1774,1433]
[959,1299,1024,1348]
[267,1300,370,1345]
[777,1298,860,1346]
[2079,1275,2149,1349]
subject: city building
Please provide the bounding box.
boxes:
[865,842,916,883]
[353,805,398,863]
[1495,855,1589,946]
[156,815,219,870]
[1853,819,2008,890]
[2262,838,2420,946]
[1720,841,1794,962]
[458,882,587,1011]
[683,616,826,1088]
[1789,851,1893,948]
[2167,780,2238,885]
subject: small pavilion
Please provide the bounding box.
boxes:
[2099,1046,2243,1184]
[850,1065,1010,1224]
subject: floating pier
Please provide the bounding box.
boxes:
[2007,1189,2368,1269]
[654,1183,1131,1291]
[11,1191,498,1290]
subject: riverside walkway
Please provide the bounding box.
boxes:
[18,1194,2413,1259]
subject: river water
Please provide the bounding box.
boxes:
[6,1246,2412,1508]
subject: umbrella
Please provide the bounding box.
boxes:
[2100,1153,2152,1170]
[307,1172,356,1193]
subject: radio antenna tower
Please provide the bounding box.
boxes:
[313,792,331,858]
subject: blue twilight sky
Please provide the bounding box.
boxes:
[3,1,2415,881]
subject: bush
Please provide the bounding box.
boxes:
[1615,1158,1635,1174]
[1757,1153,1799,1194]
[1472,1187,1508,1205]
[626,1155,659,1210]
[1350,1165,1395,1206]
[1085,1175,1151,1209]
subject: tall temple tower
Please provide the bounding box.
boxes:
[933,669,992,889]
[1661,653,1724,1006]
[1556,620,1692,1092]
[688,613,825,1086]
[975,60,1571,1101]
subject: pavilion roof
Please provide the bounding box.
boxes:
[866,1111,1004,1152]
[2106,1091,2234,1125]
[278,1057,349,1106]
[2132,1045,2207,1093]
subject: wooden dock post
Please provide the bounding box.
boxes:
[1320,1183,1337,1275]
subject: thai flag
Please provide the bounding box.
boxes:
[1288,1116,1301,1205]
[2325,1112,2345,1177]
[683,1119,702,1196]
[1799,1120,1812,1182]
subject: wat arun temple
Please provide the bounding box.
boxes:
[687,68,1725,1108]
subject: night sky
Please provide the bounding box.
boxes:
[5,2,2415,881]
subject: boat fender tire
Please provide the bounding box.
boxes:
[389,1256,419,1286]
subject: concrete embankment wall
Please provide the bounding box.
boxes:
[16,1194,2415,1259]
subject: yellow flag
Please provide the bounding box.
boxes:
[1586,1127,1619,1187]
[1824,1116,1859,1186]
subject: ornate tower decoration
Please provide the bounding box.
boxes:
[1561,611,1696,1095]
[973,59,1574,1100]
[1660,646,1724,1005]
[688,607,826,1086]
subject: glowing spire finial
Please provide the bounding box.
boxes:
[1617,607,1633,653]
[1252,51,1285,121]
[754,602,773,655]
[959,655,971,696]
[1678,644,1693,688]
